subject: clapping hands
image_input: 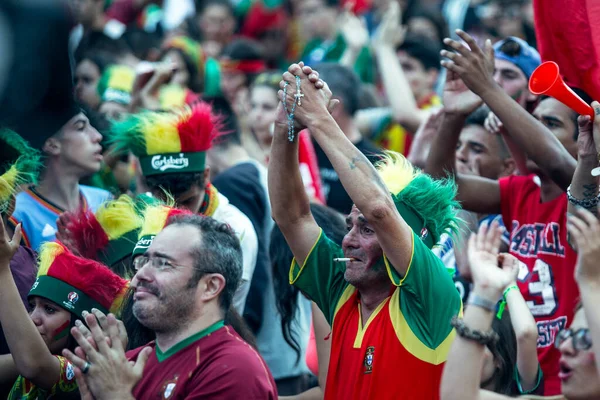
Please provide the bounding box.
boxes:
[467,221,520,300]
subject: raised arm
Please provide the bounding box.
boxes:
[0,221,61,390]
[566,112,600,223]
[424,70,502,215]
[503,279,540,392]
[284,64,414,275]
[441,30,576,190]
[268,97,321,266]
[567,206,600,368]
[372,2,433,133]
[441,222,517,400]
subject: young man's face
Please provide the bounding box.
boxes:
[74,60,101,110]
[52,113,103,176]
[493,58,531,108]
[296,0,337,41]
[397,51,437,102]
[532,97,578,158]
[456,124,514,180]
[198,4,236,45]
[526,97,577,173]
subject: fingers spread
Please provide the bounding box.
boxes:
[455,30,483,56]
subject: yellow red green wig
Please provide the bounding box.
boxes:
[109,102,224,177]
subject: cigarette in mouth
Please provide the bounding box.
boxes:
[333,258,355,262]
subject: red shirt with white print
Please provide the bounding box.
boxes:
[500,174,579,396]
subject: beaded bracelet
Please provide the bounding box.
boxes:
[451,316,499,346]
[567,185,599,209]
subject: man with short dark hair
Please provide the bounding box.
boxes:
[10,112,111,251]
[64,213,277,399]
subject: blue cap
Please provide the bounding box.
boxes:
[493,37,541,79]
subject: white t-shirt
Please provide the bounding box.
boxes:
[212,193,258,313]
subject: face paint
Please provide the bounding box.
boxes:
[52,318,72,341]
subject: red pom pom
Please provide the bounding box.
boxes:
[176,102,225,152]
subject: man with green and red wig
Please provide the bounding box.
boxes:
[109,102,258,313]
[269,63,462,399]
[0,217,128,400]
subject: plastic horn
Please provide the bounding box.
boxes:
[529,61,594,119]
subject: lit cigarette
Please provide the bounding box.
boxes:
[333,257,355,262]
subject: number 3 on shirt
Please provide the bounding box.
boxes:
[517,259,558,317]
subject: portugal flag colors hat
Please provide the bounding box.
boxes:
[59,195,155,271]
[28,241,129,320]
[132,203,193,257]
[109,102,223,177]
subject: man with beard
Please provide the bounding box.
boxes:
[269,63,461,399]
[64,213,277,399]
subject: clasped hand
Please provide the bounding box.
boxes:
[62,308,151,400]
[275,63,339,132]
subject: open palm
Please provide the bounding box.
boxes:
[468,221,518,295]
[443,70,483,116]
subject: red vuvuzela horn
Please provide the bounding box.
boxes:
[529,61,595,119]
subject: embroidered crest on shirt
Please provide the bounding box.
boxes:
[364,346,375,374]
[161,376,178,399]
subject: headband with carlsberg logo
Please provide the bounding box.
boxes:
[108,102,223,177]
[132,204,194,257]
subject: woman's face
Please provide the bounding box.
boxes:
[162,50,190,88]
[249,86,278,145]
[559,308,600,400]
[29,297,72,354]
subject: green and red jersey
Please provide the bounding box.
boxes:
[127,321,277,399]
[290,230,461,400]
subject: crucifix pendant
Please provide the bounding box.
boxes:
[294,89,304,106]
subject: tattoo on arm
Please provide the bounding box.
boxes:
[349,155,364,170]
[347,152,389,192]
[582,183,598,199]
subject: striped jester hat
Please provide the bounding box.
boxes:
[0,129,42,214]
[29,241,129,322]
[59,195,159,274]
[96,65,136,105]
[109,102,224,177]
[132,202,194,257]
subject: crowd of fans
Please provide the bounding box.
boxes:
[0,0,599,399]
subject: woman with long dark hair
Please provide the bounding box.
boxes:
[264,203,345,396]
